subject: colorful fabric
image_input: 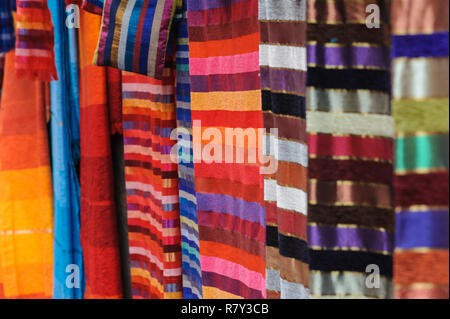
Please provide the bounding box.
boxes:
[0,0,15,54]
[15,0,57,81]
[0,50,53,299]
[259,0,310,299]
[172,1,202,299]
[391,0,449,299]
[83,0,104,15]
[48,0,85,299]
[94,0,177,79]
[107,68,124,135]
[122,65,183,298]
[187,0,266,299]
[306,0,395,298]
[78,10,123,299]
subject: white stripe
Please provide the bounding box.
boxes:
[259,0,307,21]
[307,112,395,138]
[264,134,308,167]
[260,44,307,71]
[264,179,307,215]
[122,82,174,95]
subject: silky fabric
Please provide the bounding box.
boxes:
[49,0,85,299]
[83,0,104,15]
[259,0,310,299]
[78,10,123,299]
[94,0,177,79]
[392,0,449,299]
[0,50,53,299]
[306,0,395,299]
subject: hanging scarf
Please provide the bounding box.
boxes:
[0,0,15,54]
[48,0,85,299]
[15,0,57,81]
[392,0,449,299]
[78,9,123,299]
[259,0,310,299]
[94,0,177,79]
[0,50,53,299]
[186,0,266,299]
[306,0,395,298]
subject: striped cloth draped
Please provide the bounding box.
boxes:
[15,0,57,81]
[48,0,85,299]
[94,0,177,79]
[173,2,202,299]
[122,65,183,299]
[306,0,395,298]
[78,10,123,299]
[259,0,310,299]
[0,0,15,54]
[391,0,449,299]
[0,50,53,299]
[187,0,266,299]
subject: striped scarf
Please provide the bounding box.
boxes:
[0,50,53,299]
[187,0,266,299]
[122,66,183,298]
[15,0,57,81]
[259,0,310,299]
[306,0,395,298]
[94,0,177,79]
[0,0,15,54]
[392,0,449,299]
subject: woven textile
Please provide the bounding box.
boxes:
[83,0,104,14]
[123,65,182,298]
[78,10,123,299]
[0,50,53,299]
[15,0,57,81]
[391,0,449,299]
[94,0,177,79]
[0,0,15,54]
[173,2,202,299]
[306,0,395,298]
[48,0,85,299]
[187,0,266,299]
[259,0,310,299]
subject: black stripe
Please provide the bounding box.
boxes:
[309,250,393,277]
[262,90,306,118]
[279,234,309,264]
[307,67,391,91]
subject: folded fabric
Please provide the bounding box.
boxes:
[94,0,176,80]
[15,0,58,82]
[82,0,104,15]
[0,0,15,53]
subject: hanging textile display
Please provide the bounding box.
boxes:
[0,0,15,54]
[94,0,177,79]
[15,0,57,81]
[48,0,85,299]
[259,0,310,299]
[0,50,53,299]
[187,0,266,299]
[173,2,202,299]
[306,0,395,298]
[122,67,182,298]
[78,9,123,299]
[391,0,449,299]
